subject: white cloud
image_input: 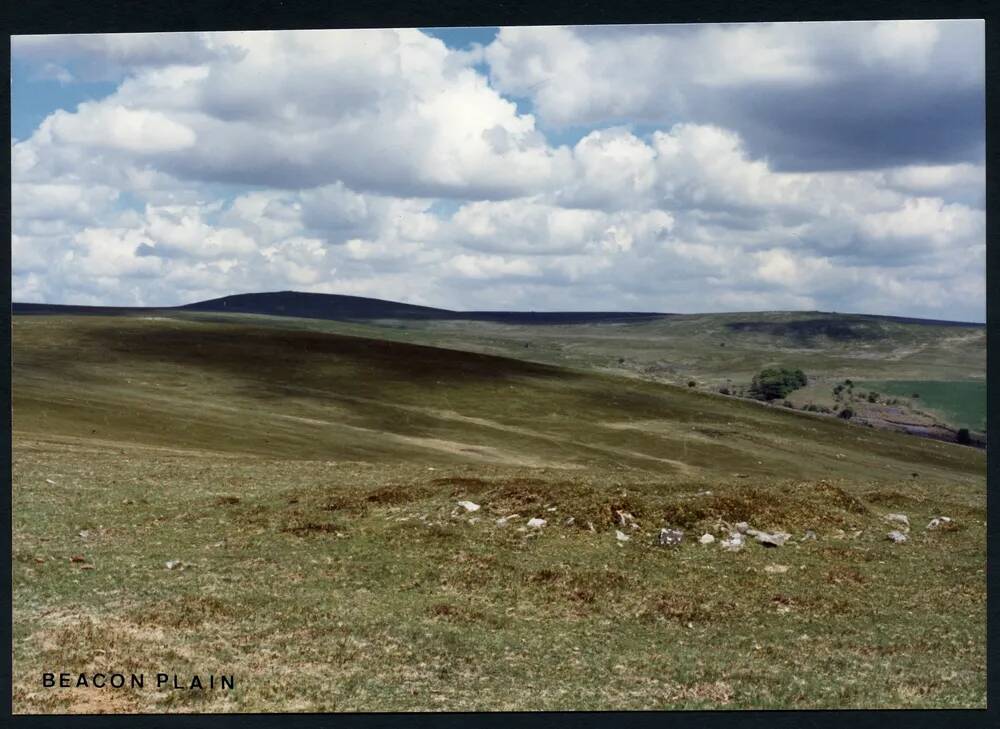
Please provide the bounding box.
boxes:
[9,25,986,322]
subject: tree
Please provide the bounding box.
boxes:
[956,428,972,445]
[748,367,809,401]
[687,380,697,388]
[839,407,854,420]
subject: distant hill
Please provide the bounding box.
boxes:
[179,290,453,320]
[13,290,668,325]
[11,290,982,327]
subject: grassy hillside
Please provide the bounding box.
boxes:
[99,306,984,435]
[12,314,986,712]
[861,380,987,432]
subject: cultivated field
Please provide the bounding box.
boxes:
[12,313,986,712]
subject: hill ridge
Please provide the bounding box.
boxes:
[11,289,984,327]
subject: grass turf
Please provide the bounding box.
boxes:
[11,315,986,712]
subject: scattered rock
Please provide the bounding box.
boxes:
[616,510,637,527]
[883,513,910,530]
[720,532,745,551]
[764,564,789,574]
[526,518,546,529]
[615,530,630,542]
[165,560,183,570]
[564,516,575,526]
[546,507,557,513]
[735,521,750,534]
[926,516,953,530]
[754,531,791,548]
[586,521,596,533]
[77,530,92,540]
[33,557,45,564]
[699,533,715,545]
[80,564,95,571]
[886,530,908,544]
[657,528,684,547]
[69,555,86,564]
[801,530,817,541]
[45,479,56,485]
[496,514,520,527]
[121,498,135,505]
[456,501,480,513]
[832,529,847,540]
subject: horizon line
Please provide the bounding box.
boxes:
[11,289,987,326]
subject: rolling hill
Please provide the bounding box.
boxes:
[11,304,986,712]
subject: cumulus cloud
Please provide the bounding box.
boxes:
[10,23,986,322]
[486,21,985,171]
[15,29,571,198]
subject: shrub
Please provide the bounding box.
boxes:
[912,393,920,399]
[687,380,697,388]
[867,391,879,403]
[956,428,972,445]
[748,367,808,401]
[718,386,731,396]
[802,403,833,414]
[838,407,854,420]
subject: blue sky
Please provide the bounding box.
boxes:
[10,22,986,321]
[11,56,119,140]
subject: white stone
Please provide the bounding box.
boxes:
[616,530,630,542]
[755,531,791,547]
[658,528,684,547]
[527,518,546,528]
[884,513,909,530]
[699,533,715,545]
[720,532,745,551]
[456,501,480,513]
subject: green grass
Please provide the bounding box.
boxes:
[863,380,986,432]
[11,315,986,712]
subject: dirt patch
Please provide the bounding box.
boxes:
[814,482,869,515]
[129,595,236,629]
[825,565,866,586]
[428,602,506,628]
[864,489,926,507]
[639,593,717,624]
[281,520,341,536]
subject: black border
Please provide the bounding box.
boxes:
[2,1,996,727]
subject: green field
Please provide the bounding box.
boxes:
[12,314,986,712]
[864,380,986,431]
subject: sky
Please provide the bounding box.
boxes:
[10,21,986,321]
